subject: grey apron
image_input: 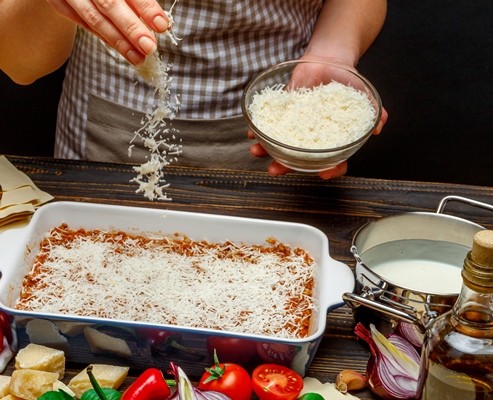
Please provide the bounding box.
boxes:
[86,93,272,170]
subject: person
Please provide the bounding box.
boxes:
[0,0,388,179]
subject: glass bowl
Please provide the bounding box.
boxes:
[241,60,382,172]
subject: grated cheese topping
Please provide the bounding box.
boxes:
[16,225,317,339]
[129,2,182,202]
[248,81,376,149]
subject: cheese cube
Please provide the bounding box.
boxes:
[9,369,59,400]
[0,395,23,400]
[15,343,65,379]
[68,364,129,399]
[0,375,10,397]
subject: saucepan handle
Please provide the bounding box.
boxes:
[342,292,426,333]
[436,195,493,215]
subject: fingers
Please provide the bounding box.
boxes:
[373,106,388,135]
[58,0,169,65]
[268,162,291,176]
[127,0,169,33]
[248,130,349,180]
[267,160,347,179]
[318,161,347,180]
[249,141,292,176]
[249,143,269,157]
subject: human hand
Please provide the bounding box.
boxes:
[45,0,170,65]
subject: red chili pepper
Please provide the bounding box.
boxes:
[122,368,172,400]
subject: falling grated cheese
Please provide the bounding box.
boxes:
[248,81,376,149]
[16,225,317,339]
[129,1,182,201]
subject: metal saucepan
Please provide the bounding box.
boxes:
[343,195,493,335]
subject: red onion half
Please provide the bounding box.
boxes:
[354,323,420,400]
[395,321,424,351]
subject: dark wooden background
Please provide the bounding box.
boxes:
[1,0,493,184]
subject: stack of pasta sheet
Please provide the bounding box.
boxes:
[0,156,53,228]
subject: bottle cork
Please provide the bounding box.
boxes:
[462,230,493,290]
[471,230,493,268]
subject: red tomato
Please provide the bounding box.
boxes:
[199,362,252,400]
[206,336,257,365]
[251,364,303,400]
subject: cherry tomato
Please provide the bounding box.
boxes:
[199,356,252,400]
[256,342,297,366]
[206,336,257,365]
[251,364,303,400]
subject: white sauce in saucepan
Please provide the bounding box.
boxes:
[360,239,470,294]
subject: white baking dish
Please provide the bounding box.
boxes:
[0,201,353,376]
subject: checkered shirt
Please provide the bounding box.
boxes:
[55,0,322,159]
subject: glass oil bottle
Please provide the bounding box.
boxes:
[417,230,493,400]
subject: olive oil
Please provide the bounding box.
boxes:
[420,360,493,399]
[418,328,493,399]
[417,230,493,400]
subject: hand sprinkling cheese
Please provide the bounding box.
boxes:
[129,0,182,201]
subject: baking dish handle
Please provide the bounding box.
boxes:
[342,291,429,333]
[436,195,493,215]
[0,225,30,279]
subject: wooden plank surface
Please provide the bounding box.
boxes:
[3,155,493,399]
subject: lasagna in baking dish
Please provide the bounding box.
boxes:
[16,224,317,339]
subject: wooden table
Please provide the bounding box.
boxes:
[3,155,493,399]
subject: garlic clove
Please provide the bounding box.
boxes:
[335,369,367,393]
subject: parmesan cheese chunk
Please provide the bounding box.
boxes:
[9,369,59,400]
[0,375,11,398]
[0,395,22,400]
[15,343,65,379]
[248,81,376,149]
[68,364,129,399]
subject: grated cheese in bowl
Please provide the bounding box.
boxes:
[242,60,382,172]
[249,82,376,150]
